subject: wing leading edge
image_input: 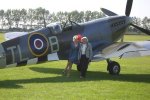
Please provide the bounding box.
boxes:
[93,41,150,60]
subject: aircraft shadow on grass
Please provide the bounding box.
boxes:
[0,67,150,89]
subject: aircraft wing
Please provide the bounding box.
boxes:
[93,41,150,61]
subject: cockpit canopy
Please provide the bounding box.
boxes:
[46,21,80,34]
[47,22,62,34]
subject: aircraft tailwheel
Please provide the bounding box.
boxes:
[108,61,120,75]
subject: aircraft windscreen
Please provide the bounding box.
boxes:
[62,20,80,31]
[46,22,62,34]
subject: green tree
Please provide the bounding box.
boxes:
[0,10,5,29]
[12,9,21,28]
[35,7,49,28]
[27,9,36,29]
[142,17,150,30]
[20,9,27,29]
[84,11,92,22]
[5,9,13,29]
[132,17,142,33]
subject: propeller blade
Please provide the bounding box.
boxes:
[101,8,118,16]
[125,0,133,16]
[131,24,150,35]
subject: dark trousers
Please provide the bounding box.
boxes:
[80,55,89,77]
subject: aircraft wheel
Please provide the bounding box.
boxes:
[108,61,120,75]
[77,64,81,71]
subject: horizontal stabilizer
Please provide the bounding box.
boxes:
[5,32,28,41]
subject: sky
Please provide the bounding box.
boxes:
[0,0,150,18]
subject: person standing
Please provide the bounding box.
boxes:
[78,37,93,78]
[63,35,80,77]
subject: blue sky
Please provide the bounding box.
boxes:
[0,0,149,18]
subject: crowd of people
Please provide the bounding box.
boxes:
[63,34,93,78]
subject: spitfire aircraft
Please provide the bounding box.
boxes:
[0,0,150,75]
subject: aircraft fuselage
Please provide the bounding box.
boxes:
[0,16,132,68]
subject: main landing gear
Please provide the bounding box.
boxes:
[106,59,120,75]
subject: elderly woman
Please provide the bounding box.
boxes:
[78,37,93,78]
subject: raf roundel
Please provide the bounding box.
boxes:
[34,39,44,50]
[28,33,49,57]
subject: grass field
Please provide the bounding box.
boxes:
[0,33,150,100]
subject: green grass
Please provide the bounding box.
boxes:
[0,33,150,100]
[0,33,4,43]
[124,34,150,41]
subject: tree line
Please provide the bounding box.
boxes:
[129,17,150,34]
[0,7,149,33]
[0,7,105,32]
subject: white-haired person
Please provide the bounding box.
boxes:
[78,37,93,78]
[63,35,80,77]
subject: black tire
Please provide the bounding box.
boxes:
[108,61,120,75]
[77,64,81,71]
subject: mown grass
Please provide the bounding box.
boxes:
[124,34,150,41]
[0,33,150,100]
[0,33,4,43]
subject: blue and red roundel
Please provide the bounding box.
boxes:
[28,33,49,57]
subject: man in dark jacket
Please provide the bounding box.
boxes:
[78,37,93,78]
